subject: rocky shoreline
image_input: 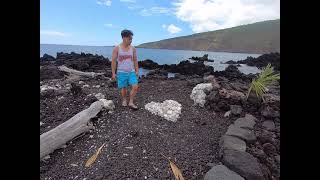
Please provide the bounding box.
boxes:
[189,54,215,62]
[224,52,280,72]
[40,52,280,180]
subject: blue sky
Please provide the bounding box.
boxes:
[40,0,280,46]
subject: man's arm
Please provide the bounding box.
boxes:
[133,47,139,75]
[111,46,118,80]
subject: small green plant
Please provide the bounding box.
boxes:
[246,63,280,102]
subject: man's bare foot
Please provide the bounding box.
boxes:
[128,103,138,110]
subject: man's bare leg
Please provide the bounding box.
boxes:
[121,88,128,106]
[128,85,138,108]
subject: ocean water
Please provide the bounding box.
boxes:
[40,44,262,75]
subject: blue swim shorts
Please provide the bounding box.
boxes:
[117,71,138,89]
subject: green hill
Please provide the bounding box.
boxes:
[137,19,280,54]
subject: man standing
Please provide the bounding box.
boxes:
[111,29,139,110]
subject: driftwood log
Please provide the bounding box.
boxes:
[40,101,104,159]
[58,65,104,78]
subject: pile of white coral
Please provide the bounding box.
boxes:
[93,93,115,111]
[40,85,59,92]
[94,93,105,100]
[99,99,115,111]
[190,83,213,107]
[144,100,182,122]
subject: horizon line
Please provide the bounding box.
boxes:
[40,43,115,47]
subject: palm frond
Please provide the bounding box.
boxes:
[246,63,280,102]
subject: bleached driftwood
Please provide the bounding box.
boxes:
[58,65,104,78]
[40,101,104,159]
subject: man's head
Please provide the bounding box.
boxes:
[121,29,133,45]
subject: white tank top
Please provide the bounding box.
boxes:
[117,45,135,72]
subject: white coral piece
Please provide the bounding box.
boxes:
[190,83,213,107]
[40,85,58,92]
[145,100,182,122]
[99,99,115,110]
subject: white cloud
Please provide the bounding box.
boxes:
[140,9,151,16]
[163,24,182,34]
[120,0,136,3]
[172,0,280,33]
[97,0,112,6]
[127,4,143,10]
[40,30,71,37]
[128,6,141,9]
[140,7,172,16]
[104,23,113,27]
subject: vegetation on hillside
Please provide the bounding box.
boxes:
[137,19,280,54]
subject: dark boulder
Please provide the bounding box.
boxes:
[40,54,56,61]
[54,52,110,72]
[189,54,214,62]
[237,52,280,71]
[40,65,67,81]
[138,59,160,69]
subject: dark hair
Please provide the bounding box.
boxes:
[121,29,133,38]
